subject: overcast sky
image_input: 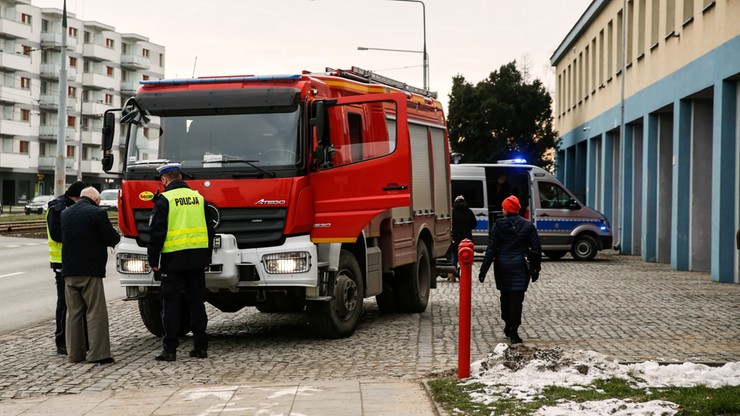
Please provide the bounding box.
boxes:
[30,0,591,111]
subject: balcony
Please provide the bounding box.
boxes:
[0,85,33,105]
[40,64,77,80]
[120,81,138,94]
[81,129,102,144]
[81,159,104,174]
[39,94,77,110]
[0,52,33,72]
[0,152,31,169]
[0,18,32,39]
[82,73,117,90]
[38,156,75,169]
[82,101,113,116]
[39,126,76,140]
[0,119,31,137]
[82,43,118,62]
[40,33,78,49]
[120,54,149,70]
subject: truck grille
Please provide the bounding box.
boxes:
[133,207,287,249]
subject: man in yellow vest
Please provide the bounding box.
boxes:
[46,180,85,355]
[148,163,214,361]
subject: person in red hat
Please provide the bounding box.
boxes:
[478,195,541,344]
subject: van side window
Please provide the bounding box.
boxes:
[538,182,570,209]
[451,180,484,208]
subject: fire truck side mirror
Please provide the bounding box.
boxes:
[101,154,114,172]
[102,111,116,151]
[310,101,328,146]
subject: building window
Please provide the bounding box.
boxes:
[22,46,32,56]
[21,14,31,24]
[68,27,78,38]
[68,86,76,98]
[20,77,31,90]
[142,48,150,57]
[591,37,597,91]
[21,109,30,121]
[19,140,29,154]
[67,116,76,128]
[159,53,164,67]
[650,0,660,48]
[42,19,49,32]
[105,94,113,104]
[637,0,646,57]
[69,57,77,67]
[105,38,115,49]
[2,139,11,153]
[666,0,676,36]
[683,0,694,23]
[106,66,114,76]
[599,29,605,85]
[607,21,614,78]
[84,31,91,43]
[67,146,75,158]
[142,74,150,81]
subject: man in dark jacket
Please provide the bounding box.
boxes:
[61,187,120,364]
[46,180,85,355]
[148,163,214,362]
[450,195,477,282]
[478,195,541,344]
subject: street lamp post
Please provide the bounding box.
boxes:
[387,0,428,92]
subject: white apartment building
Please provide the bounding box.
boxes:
[0,0,164,206]
[551,0,739,282]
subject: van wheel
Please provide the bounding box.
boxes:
[571,235,598,261]
[308,250,364,338]
[544,250,567,260]
[399,242,431,313]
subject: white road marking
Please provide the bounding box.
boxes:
[0,272,24,279]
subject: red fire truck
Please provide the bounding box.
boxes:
[101,66,451,338]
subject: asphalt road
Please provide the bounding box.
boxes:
[0,236,125,335]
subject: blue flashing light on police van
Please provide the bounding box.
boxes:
[497,158,528,164]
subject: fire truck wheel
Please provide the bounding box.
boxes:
[307,249,364,338]
[399,242,431,313]
[137,293,192,337]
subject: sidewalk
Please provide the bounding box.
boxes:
[0,379,440,416]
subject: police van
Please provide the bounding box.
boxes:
[451,162,613,260]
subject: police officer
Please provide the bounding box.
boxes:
[46,180,85,355]
[148,163,214,361]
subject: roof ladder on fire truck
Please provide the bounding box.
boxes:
[328,66,437,99]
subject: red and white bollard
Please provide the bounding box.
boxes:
[457,238,474,379]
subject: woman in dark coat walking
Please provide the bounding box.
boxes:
[478,195,541,344]
[450,195,477,282]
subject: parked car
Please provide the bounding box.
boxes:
[99,189,119,211]
[25,195,55,215]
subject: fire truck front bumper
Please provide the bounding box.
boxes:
[116,234,318,291]
[208,234,318,289]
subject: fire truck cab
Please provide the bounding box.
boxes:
[102,67,451,338]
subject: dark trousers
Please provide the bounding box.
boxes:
[160,269,208,354]
[54,270,66,349]
[500,291,525,329]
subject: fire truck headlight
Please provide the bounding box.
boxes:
[262,252,311,274]
[118,253,151,274]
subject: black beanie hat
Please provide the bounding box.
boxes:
[66,181,86,198]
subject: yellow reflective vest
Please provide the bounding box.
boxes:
[46,208,62,264]
[161,188,209,253]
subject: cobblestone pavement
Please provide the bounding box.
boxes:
[0,251,738,402]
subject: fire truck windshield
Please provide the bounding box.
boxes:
[126,109,300,173]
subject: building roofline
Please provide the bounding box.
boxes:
[550,0,609,66]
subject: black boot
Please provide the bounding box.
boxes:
[504,325,513,338]
[509,327,523,344]
[155,351,176,362]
